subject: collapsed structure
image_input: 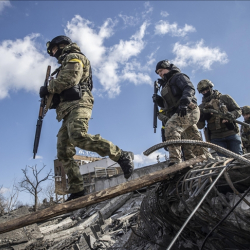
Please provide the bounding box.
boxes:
[1,140,250,250]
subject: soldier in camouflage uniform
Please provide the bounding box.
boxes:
[39,36,134,201]
[157,109,209,161]
[241,106,250,153]
[197,79,243,156]
[153,60,210,166]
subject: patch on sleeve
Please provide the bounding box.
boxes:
[68,59,84,68]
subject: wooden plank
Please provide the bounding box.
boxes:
[0,156,206,234]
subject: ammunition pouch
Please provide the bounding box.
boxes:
[50,94,61,109]
[225,122,235,131]
[48,84,82,109]
[61,84,82,102]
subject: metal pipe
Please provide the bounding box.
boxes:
[184,172,220,182]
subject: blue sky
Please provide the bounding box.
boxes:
[0,1,250,204]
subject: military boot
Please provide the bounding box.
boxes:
[65,189,85,202]
[117,150,134,179]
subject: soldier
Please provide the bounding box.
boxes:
[39,36,134,201]
[197,79,243,156]
[157,109,207,161]
[241,106,250,153]
[153,60,209,166]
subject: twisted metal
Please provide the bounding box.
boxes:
[143,139,250,165]
[127,152,250,250]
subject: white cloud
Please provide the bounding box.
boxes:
[143,2,153,16]
[0,0,11,14]
[172,39,228,70]
[32,155,43,160]
[119,14,140,26]
[0,15,152,100]
[0,34,55,99]
[65,16,150,98]
[0,187,9,194]
[121,56,155,85]
[65,15,114,66]
[160,11,169,17]
[134,150,167,168]
[155,20,196,37]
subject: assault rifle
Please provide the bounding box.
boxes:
[33,65,51,159]
[153,80,159,133]
[202,108,250,128]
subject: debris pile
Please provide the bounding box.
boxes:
[1,152,250,249]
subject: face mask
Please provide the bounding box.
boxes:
[201,87,212,97]
[203,90,211,97]
[54,48,64,59]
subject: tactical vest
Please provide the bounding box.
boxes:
[205,99,225,130]
[50,55,93,109]
[203,92,239,134]
[160,73,181,116]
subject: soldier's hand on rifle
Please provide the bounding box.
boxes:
[152,93,159,103]
[177,105,187,117]
[222,119,229,123]
[157,78,165,86]
[152,94,164,108]
[39,86,49,98]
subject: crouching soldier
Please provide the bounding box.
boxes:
[197,79,243,156]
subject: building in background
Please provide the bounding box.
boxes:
[54,155,122,195]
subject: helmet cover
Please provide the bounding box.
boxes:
[197,79,214,93]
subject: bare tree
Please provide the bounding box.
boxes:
[18,165,52,211]
[4,181,19,213]
[0,185,5,215]
[42,180,55,205]
[42,181,64,205]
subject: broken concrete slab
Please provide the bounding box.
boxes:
[0,206,42,248]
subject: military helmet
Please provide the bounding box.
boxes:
[242,106,250,115]
[46,36,72,56]
[155,60,172,73]
[197,79,214,93]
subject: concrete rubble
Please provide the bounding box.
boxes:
[0,185,150,250]
[1,155,250,250]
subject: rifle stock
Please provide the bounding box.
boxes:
[33,65,51,159]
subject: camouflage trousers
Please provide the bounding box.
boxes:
[57,108,121,194]
[165,106,210,163]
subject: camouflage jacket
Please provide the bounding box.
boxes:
[241,119,250,153]
[197,90,241,139]
[47,43,94,122]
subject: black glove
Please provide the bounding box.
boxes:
[152,94,160,103]
[177,105,187,117]
[157,78,165,86]
[203,113,212,121]
[39,86,49,98]
[225,122,235,130]
[152,94,164,108]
